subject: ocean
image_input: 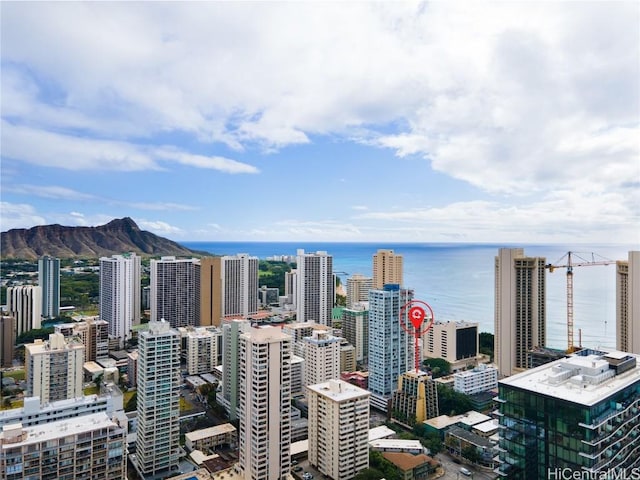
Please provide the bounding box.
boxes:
[181,241,637,351]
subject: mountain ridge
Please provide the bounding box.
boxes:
[0,217,201,259]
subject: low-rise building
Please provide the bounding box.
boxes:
[0,412,126,479]
[185,424,237,454]
[453,364,498,395]
[381,452,439,479]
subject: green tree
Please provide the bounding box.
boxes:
[437,384,473,416]
[16,327,55,345]
[479,332,494,360]
[354,468,386,480]
[423,357,451,378]
[462,445,481,464]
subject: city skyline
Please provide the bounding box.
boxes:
[1,2,638,244]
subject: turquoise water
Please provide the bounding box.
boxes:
[181,242,637,350]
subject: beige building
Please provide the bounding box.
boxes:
[373,249,403,289]
[237,327,292,480]
[617,251,640,354]
[25,333,84,405]
[55,317,109,362]
[341,340,357,373]
[307,379,370,480]
[185,423,237,454]
[424,320,480,371]
[494,248,546,377]
[0,412,126,479]
[346,274,373,308]
[282,321,331,358]
[200,254,258,327]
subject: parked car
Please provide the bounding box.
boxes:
[460,467,472,476]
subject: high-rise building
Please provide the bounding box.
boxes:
[25,333,84,405]
[303,330,341,387]
[150,256,201,328]
[307,379,370,480]
[368,284,414,411]
[617,251,640,354]
[347,274,373,308]
[184,327,220,375]
[373,249,403,289]
[282,321,331,358]
[38,255,60,318]
[391,370,439,428]
[135,319,181,477]
[1,316,15,368]
[200,254,259,327]
[0,412,127,479]
[295,249,334,326]
[222,319,251,420]
[284,269,297,306]
[495,248,546,377]
[99,253,141,346]
[237,327,292,480]
[424,320,479,371]
[496,349,640,479]
[6,285,42,336]
[342,304,369,363]
[341,339,357,373]
[55,317,109,362]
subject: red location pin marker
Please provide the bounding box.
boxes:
[408,306,426,329]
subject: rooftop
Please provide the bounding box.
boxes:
[0,412,119,447]
[369,439,423,450]
[185,423,236,442]
[306,379,370,402]
[499,351,640,406]
[382,452,436,471]
[368,425,396,441]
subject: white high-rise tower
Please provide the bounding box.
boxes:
[303,330,341,386]
[237,327,291,480]
[135,319,181,477]
[99,253,141,346]
[296,249,334,325]
[367,284,414,411]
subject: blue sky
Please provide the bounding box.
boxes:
[1,2,638,243]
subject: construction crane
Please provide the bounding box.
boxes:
[546,251,616,352]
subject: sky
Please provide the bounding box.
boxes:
[1,1,639,244]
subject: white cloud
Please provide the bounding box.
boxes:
[0,203,46,231]
[3,185,97,201]
[137,220,184,236]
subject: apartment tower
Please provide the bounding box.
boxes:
[150,256,201,328]
[342,304,369,363]
[347,274,373,308]
[617,251,640,354]
[495,248,546,377]
[373,249,403,289]
[99,253,141,346]
[303,330,341,387]
[307,379,370,480]
[295,249,334,326]
[38,255,60,318]
[237,327,292,480]
[6,285,42,336]
[368,284,414,411]
[25,332,84,405]
[200,254,259,326]
[222,319,251,420]
[135,319,181,477]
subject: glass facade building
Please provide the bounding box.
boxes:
[496,349,640,479]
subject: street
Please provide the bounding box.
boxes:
[436,452,497,480]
